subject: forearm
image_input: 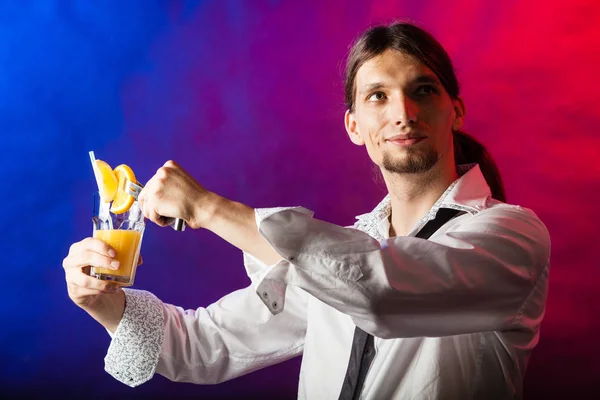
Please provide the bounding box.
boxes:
[103,286,306,388]
[82,290,125,334]
[156,285,307,384]
[201,194,281,266]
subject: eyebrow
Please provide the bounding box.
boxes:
[413,74,441,86]
[359,82,386,94]
[359,74,442,94]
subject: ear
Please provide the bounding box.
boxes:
[452,96,466,131]
[345,109,364,146]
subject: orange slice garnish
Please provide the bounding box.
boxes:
[94,159,118,202]
[110,164,136,214]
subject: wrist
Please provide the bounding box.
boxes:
[192,191,226,230]
[82,290,126,334]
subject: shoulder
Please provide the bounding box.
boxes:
[477,199,549,235]
[457,200,551,265]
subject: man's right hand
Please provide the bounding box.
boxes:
[62,237,131,332]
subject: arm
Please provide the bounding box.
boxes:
[135,160,288,267]
[200,195,284,266]
[252,204,550,339]
[183,186,550,339]
[198,198,549,338]
[137,161,549,339]
[62,226,307,388]
[105,267,308,387]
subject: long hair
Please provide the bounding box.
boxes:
[344,22,506,202]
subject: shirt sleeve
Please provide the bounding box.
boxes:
[104,289,164,386]
[254,204,551,339]
[104,263,308,387]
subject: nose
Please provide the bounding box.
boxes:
[391,95,418,127]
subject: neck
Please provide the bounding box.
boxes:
[383,161,458,237]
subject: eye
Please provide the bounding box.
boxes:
[415,85,438,96]
[367,91,387,102]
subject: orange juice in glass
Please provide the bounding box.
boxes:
[90,192,145,286]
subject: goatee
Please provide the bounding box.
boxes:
[382,148,439,174]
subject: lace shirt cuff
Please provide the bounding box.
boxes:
[104,289,165,387]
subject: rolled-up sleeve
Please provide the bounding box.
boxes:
[254,205,550,339]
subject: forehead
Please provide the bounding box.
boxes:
[356,49,437,87]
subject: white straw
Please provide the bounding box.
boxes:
[89,151,102,192]
[89,150,113,230]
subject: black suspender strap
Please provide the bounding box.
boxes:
[338,208,461,400]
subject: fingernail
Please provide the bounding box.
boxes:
[110,260,120,269]
[107,284,119,291]
[108,249,116,257]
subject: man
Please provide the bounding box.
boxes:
[63,22,550,399]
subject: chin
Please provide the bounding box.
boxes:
[382,150,439,175]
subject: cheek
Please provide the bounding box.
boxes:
[440,102,456,125]
[366,126,382,146]
[360,125,385,164]
[357,109,387,145]
[430,107,456,149]
[421,103,455,135]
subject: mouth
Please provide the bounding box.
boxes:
[385,134,427,147]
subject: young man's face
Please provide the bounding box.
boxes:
[345,49,465,175]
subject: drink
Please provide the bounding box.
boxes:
[89,154,145,286]
[91,229,143,285]
[89,185,145,286]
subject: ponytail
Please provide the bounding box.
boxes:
[453,130,506,202]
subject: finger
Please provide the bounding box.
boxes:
[138,187,155,222]
[69,271,121,293]
[162,161,190,183]
[137,254,143,266]
[68,281,120,297]
[138,188,146,215]
[163,160,179,169]
[70,237,116,258]
[157,215,172,227]
[140,190,172,228]
[63,249,119,270]
[138,182,167,226]
[147,205,170,227]
[140,164,189,227]
[155,165,169,180]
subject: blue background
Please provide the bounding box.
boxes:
[2,0,600,398]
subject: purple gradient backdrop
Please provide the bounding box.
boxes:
[2,0,600,398]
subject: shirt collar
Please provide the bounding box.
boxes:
[354,164,492,239]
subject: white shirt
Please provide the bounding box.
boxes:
[104,164,551,399]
